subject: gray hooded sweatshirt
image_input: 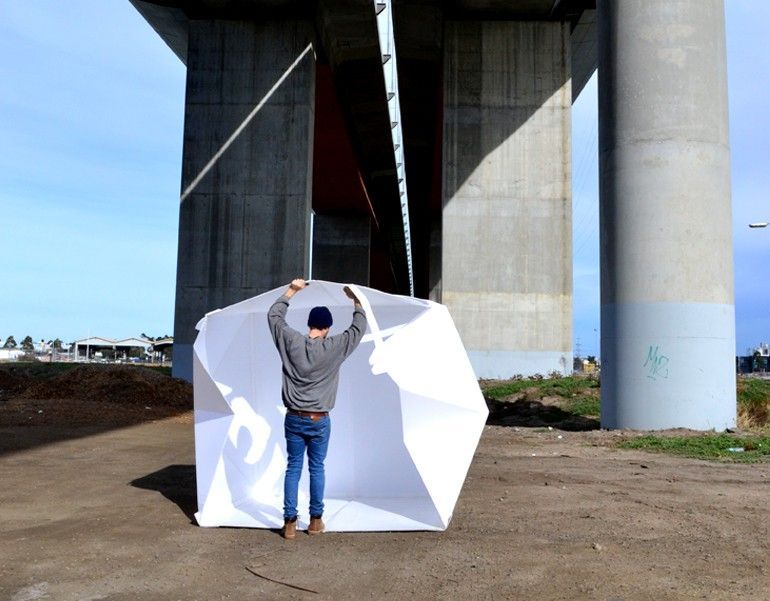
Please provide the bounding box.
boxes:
[268,294,367,412]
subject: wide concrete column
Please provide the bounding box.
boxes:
[442,21,572,378]
[598,0,735,429]
[311,214,370,285]
[173,20,315,381]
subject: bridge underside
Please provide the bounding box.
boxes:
[131,0,737,433]
[130,0,595,382]
[131,0,596,382]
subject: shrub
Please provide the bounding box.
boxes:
[737,378,770,429]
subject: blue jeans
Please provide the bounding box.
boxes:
[283,413,331,520]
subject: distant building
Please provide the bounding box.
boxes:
[0,349,25,361]
[738,343,770,374]
[151,337,174,363]
[72,336,154,361]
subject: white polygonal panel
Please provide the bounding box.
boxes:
[193,280,488,531]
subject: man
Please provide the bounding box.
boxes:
[267,279,367,539]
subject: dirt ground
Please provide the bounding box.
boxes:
[2,405,769,601]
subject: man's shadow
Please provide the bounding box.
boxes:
[131,465,197,523]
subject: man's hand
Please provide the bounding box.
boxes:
[343,285,362,306]
[285,279,307,299]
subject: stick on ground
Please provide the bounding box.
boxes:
[245,566,319,594]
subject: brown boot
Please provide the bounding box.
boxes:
[282,517,297,540]
[308,516,325,535]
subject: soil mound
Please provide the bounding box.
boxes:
[0,370,30,398]
[21,364,192,408]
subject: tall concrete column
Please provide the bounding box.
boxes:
[311,214,370,285]
[598,0,735,429]
[173,20,315,381]
[442,21,572,378]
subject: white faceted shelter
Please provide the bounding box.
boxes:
[193,281,488,532]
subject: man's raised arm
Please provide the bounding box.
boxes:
[335,285,367,357]
[267,279,307,343]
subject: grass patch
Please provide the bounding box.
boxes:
[482,375,601,426]
[618,433,770,463]
[0,361,80,380]
[482,379,535,399]
[142,365,172,377]
[482,375,598,401]
[540,376,598,398]
[566,396,600,417]
[0,362,172,380]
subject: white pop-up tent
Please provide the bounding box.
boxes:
[193,281,488,531]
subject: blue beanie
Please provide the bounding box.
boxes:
[308,306,333,329]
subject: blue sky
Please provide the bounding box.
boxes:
[0,1,185,343]
[1,2,768,356]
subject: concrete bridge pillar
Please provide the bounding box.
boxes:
[598,0,735,429]
[441,20,573,378]
[311,214,370,285]
[172,20,315,381]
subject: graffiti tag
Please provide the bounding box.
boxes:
[644,345,670,380]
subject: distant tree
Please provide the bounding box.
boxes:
[3,335,16,349]
[586,355,597,363]
[52,338,63,350]
[141,332,155,341]
[21,336,34,351]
